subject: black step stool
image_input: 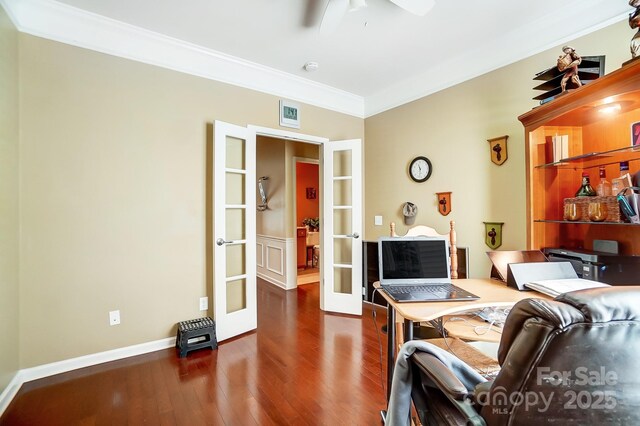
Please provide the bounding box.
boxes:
[176,317,217,357]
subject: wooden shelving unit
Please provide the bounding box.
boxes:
[519,60,640,255]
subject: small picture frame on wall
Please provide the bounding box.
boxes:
[306,187,316,199]
[279,100,300,129]
[632,121,640,147]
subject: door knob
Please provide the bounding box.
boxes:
[216,238,235,246]
[346,232,360,239]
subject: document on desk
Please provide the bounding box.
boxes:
[524,278,609,298]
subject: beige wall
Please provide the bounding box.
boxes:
[256,136,286,237]
[364,21,631,278]
[18,35,363,368]
[0,5,20,393]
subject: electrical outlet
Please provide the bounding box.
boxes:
[199,297,208,311]
[374,215,383,226]
[109,310,120,326]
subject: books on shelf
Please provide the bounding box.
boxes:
[552,135,568,162]
[524,278,609,298]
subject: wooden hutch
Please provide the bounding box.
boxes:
[518,59,640,255]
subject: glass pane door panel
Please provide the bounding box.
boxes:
[333,238,352,265]
[226,278,247,313]
[333,267,352,294]
[225,209,246,241]
[225,173,245,205]
[333,209,352,235]
[226,136,246,170]
[333,150,352,177]
[226,244,246,278]
[333,179,352,206]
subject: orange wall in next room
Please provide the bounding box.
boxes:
[296,162,319,226]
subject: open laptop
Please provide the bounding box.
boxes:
[377,236,480,303]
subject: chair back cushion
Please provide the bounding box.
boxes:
[480,287,640,425]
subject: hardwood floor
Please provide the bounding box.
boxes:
[1,280,388,425]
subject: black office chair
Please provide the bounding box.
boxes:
[409,286,640,425]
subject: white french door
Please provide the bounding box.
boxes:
[213,121,257,341]
[321,139,363,316]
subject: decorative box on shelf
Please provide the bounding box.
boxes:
[563,196,622,223]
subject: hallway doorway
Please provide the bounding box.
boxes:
[294,157,320,286]
[255,137,320,291]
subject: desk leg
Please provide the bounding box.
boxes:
[386,303,395,402]
[404,318,413,343]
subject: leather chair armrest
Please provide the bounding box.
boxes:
[411,352,468,401]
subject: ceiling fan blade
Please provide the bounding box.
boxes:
[302,0,324,27]
[388,0,435,16]
[320,0,349,35]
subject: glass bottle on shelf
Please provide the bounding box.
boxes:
[596,166,612,196]
[575,172,597,197]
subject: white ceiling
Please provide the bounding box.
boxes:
[4,0,633,116]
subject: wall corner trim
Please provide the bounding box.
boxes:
[0,337,176,416]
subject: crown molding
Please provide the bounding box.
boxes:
[0,0,365,118]
[364,9,630,117]
[0,0,631,120]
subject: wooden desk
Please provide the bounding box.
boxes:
[374,278,551,401]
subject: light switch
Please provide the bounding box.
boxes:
[374,215,383,226]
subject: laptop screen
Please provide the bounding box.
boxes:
[378,236,451,284]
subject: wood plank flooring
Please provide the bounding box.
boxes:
[1,280,388,425]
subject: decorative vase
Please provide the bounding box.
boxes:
[588,202,608,222]
[564,203,580,221]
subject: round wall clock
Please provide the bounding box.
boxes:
[409,156,433,182]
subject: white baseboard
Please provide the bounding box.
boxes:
[257,271,287,290]
[0,336,176,417]
[0,371,22,417]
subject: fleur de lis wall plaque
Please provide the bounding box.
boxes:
[436,192,452,216]
[484,222,504,249]
[487,135,509,166]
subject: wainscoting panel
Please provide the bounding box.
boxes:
[256,235,296,290]
[256,242,264,268]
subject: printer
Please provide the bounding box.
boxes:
[543,247,640,285]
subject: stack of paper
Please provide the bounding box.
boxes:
[525,278,609,298]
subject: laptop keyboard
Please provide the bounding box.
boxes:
[385,284,456,294]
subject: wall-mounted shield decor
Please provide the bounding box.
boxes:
[483,222,504,249]
[487,135,509,166]
[436,192,452,216]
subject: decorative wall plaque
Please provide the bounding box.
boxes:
[487,136,509,166]
[483,222,504,249]
[436,192,452,216]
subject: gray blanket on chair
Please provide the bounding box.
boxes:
[385,340,486,426]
